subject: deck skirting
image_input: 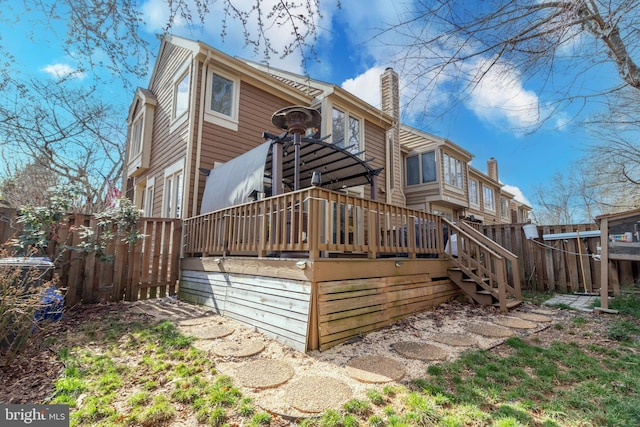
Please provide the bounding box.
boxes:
[179,257,461,351]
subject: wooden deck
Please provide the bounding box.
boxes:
[180,188,520,351]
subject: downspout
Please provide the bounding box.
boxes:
[183,55,198,220]
[192,51,213,217]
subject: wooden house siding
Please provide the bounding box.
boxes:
[194,82,298,213]
[363,121,387,200]
[134,43,194,217]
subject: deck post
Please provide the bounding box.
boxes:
[272,140,283,197]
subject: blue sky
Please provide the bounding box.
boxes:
[2,0,623,214]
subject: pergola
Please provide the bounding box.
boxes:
[200,106,381,214]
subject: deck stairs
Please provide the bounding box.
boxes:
[443,220,522,312]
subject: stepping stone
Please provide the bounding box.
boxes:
[392,341,448,360]
[212,338,265,357]
[493,317,538,329]
[284,376,352,413]
[511,312,553,323]
[431,333,478,347]
[178,317,212,326]
[234,359,294,389]
[189,324,235,340]
[466,322,514,338]
[345,355,405,383]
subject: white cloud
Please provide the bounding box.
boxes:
[341,67,385,108]
[41,63,85,80]
[502,184,531,206]
[464,60,540,133]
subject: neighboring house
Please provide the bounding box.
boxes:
[400,125,531,224]
[124,34,530,223]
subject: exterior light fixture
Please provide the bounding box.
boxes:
[311,171,322,187]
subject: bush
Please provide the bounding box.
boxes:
[0,252,59,360]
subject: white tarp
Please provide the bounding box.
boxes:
[200,141,271,214]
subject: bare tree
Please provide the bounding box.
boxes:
[1,0,329,86]
[0,79,125,213]
[387,0,640,127]
[0,156,60,208]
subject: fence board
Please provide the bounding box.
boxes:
[0,208,180,305]
[479,222,612,293]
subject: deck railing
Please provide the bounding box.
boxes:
[183,187,446,259]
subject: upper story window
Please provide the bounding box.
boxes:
[126,89,157,178]
[129,115,144,158]
[205,68,240,131]
[443,153,463,189]
[483,185,495,211]
[469,179,479,206]
[500,197,511,220]
[174,70,190,119]
[332,107,362,155]
[406,151,436,186]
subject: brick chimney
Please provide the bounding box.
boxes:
[380,67,405,206]
[487,157,498,181]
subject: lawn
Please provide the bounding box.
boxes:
[1,293,639,427]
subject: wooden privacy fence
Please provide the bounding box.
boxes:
[479,222,610,293]
[0,208,181,305]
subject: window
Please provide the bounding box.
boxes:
[143,177,155,217]
[173,70,190,119]
[443,153,463,189]
[205,69,239,131]
[406,155,419,186]
[483,185,495,211]
[164,160,184,218]
[469,179,479,206]
[500,197,510,220]
[332,107,362,155]
[126,90,157,178]
[405,151,436,186]
[211,73,233,116]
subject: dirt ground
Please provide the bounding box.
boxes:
[0,297,621,417]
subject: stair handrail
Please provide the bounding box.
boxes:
[456,221,522,300]
[443,219,520,311]
[444,220,503,289]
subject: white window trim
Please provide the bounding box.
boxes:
[163,159,185,218]
[443,153,464,190]
[469,178,479,207]
[483,184,496,212]
[500,197,511,220]
[144,176,155,217]
[126,94,156,178]
[204,67,240,131]
[170,61,191,133]
[330,105,364,157]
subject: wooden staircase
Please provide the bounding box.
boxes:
[443,220,522,312]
